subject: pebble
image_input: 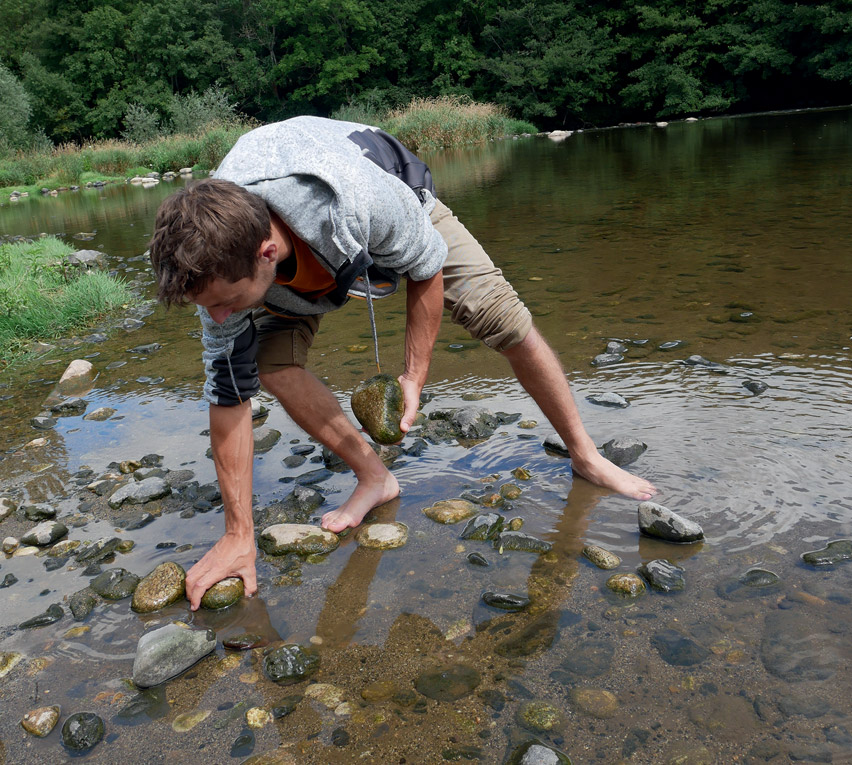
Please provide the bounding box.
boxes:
[638,501,704,543]
[570,687,619,718]
[0,496,16,521]
[422,499,478,524]
[742,379,768,395]
[83,407,116,421]
[467,552,489,567]
[637,559,686,591]
[511,467,532,480]
[253,426,281,453]
[0,652,23,679]
[61,712,104,752]
[355,522,408,550]
[495,531,552,554]
[172,709,210,732]
[361,680,397,702]
[246,708,273,728]
[651,628,709,666]
[69,589,98,620]
[591,353,624,367]
[223,634,267,651]
[516,700,562,732]
[582,544,621,570]
[415,663,481,701]
[90,567,140,599]
[21,705,60,737]
[201,577,244,609]
[500,484,522,500]
[19,603,64,629]
[506,741,572,764]
[20,520,68,546]
[482,591,530,611]
[460,513,504,541]
[606,573,646,597]
[2,536,19,554]
[601,436,647,466]
[131,562,187,612]
[108,476,171,508]
[586,391,629,408]
[305,683,346,709]
[264,644,320,685]
[258,524,339,555]
[132,623,217,687]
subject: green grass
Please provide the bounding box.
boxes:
[0,237,133,367]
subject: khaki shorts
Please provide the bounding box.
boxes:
[255,198,532,373]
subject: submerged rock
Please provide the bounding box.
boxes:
[20,520,67,546]
[130,561,186,614]
[50,397,88,416]
[495,531,552,554]
[496,612,561,658]
[586,392,629,408]
[419,406,500,443]
[90,568,140,600]
[637,559,686,592]
[601,437,647,466]
[61,712,104,753]
[200,577,244,609]
[257,486,325,526]
[582,544,621,570]
[506,741,573,765]
[69,589,98,621]
[742,379,768,395]
[132,623,217,687]
[638,502,704,543]
[21,705,61,737]
[54,359,96,396]
[570,687,619,719]
[591,353,624,368]
[350,374,404,444]
[19,603,64,629]
[264,644,320,685]
[651,629,709,666]
[415,663,481,701]
[801,539,852,567]
[258,524,339,556]
[482,591,530,611]
[517,700,563,732]
[460,513,504,540]
[606,573,645,597]
[423,499,478,524]
[108,476,171,508]
[355,522,408,550]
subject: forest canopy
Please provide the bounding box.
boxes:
[1,0,850,143]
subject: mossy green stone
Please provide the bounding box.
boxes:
[200,577,244,610]
[350,374,404,445]
[131,562,186,613]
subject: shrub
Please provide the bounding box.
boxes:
[169,85,237,135]
[0,63,33,154]
[122,103,161,143]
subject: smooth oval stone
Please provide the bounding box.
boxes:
[740,568,780,588]
[223,633,268,651]
[264,644,320,685]
[61,712,104,753]
[582,544,621,570]
[69,589,97,621]
[21,705,61,737]
[0,652,23,679]
[201,577,244,610]
[637,559,686,592]
[108,476,171,508]
[482,591,530,611]
[651,628,709,666]
[415,663,481,701]
[658,340,686,351]
[570,688,619,719]
[253,426,281,453]
[466,552,489,567]
[20,521,67,547]
[517,701,562,732]
[606,573,645,597]
[423,499,478,524]
[507,517,524,531]
[500,484,522,500]
[350,374,404,445]
[132,623,217,688]
[506,742,572,765]
[601,437,647,467]
[591,353,624,367]
[355,522,408,550]
[460,513,504,541]
[132,562,186,613]
[586,391,629,408]
[742,379,768,395]
[638,502,704,543]
[258,524,339,556]
[801,539,852,567]
[19,603,64,629]
[172,709,210,732]
[495,531,552,554]
[90,567,140,599]
[231,729,256,758]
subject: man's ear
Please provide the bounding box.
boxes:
[257,240,277,266]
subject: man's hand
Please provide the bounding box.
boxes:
[398,372,423,434]
[185,531,257,610]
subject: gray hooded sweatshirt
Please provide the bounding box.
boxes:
[198,116,448,406]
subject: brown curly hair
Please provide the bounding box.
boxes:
[149,178,271,306]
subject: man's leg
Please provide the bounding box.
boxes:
[255,311,397,532]
[430,199,657,501]
[259,366,398,531]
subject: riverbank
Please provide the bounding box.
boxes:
[1,100,537,202]
[0,237,133,368]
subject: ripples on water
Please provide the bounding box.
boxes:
[0,109,851,762]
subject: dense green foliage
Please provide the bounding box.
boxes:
[0,237,133,361]
[0,0,850,145]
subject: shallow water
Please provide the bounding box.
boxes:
[0,109,851,764]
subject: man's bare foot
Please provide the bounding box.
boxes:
[570,452,657,500]
[321,472,400,533]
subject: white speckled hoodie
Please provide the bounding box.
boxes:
[199,116,448,406]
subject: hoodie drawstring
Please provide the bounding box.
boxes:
[363,269,382,375]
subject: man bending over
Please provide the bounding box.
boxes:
[149,116,656,609]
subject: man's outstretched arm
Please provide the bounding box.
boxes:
[185,400,258,610]
[399,270,444,433]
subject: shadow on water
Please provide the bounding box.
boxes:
[0,109,851,763]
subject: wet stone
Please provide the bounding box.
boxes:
[22,503,56,521]
[517,701,562,732]
[586,391,629,408]
[605,341,629,355]
[637,559,686,592]
[283,455,306,468]
[776,694,832,719]
[591,353,624,367]
[482,591,530,611]
[1,573,18,588]
[19,603,64,629]
[716,568,782,601]
[108,476,171,508]
[495,531,552,554]
[582,544,621,570]
[467,552,489,567]
[742,379,768,395]
[651,628,709,666]
[658,340,685,351]
[460,513,504,540]
[20,520,67,546]
[570,687,619,718]
[231,729,255,758]
[361,680,397,702]
[553,639,614,681]
[542,433,571,457]
[506,741,572,765]
[355,522,408,550]
[512,467,532,480]
[264,644,320,685]
[500,484,523,500]
[201,577,244,609]
[84,407,116,421]
[606,573,645,597]
[223,633,268,651]
[350,374,404,444]
[131,562,186,613]
[601,437,647,467]
[423,499,478,524]
[75,536,123,563]
[69,589,97,620]
[21,705,61,737]
[638,501,704,543]
[258,524,339,556]
[257,486,326,526]
[91,568,139,600]
[0,652,23,679]
[132,623,217,687]
[801,539,852,567]
[252,426,281,453]
[50,397,88,416]
[415,663,481,701]
[61,712,104,753]
[420,406,499,443]
[496,612,559,658]
[31,415,57,430]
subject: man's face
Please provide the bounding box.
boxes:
[190,262,277,324]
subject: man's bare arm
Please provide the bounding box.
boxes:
[399,270,444,432]
[184,400,258,610]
